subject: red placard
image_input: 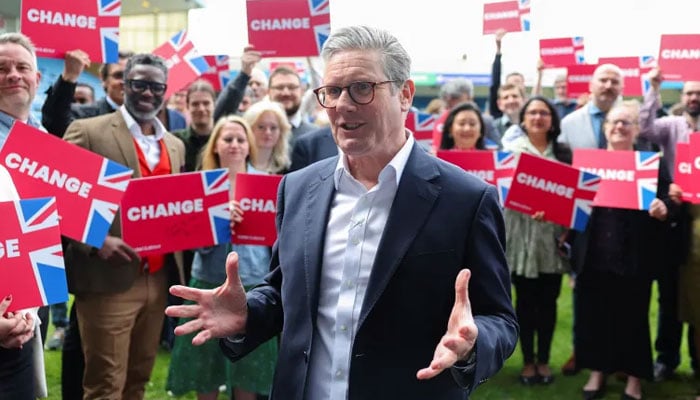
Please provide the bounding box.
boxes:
[233,173,283,246]
[200,55,230,92]
[153,29,211,99]
[689,134,700,203]
[573,149,660,210]
[0,197,68,313]
[0,122,132,248]
[246,0,330,57]
[658,34,700,82]
[540,37,585,68]
[566,64,597,99]
[482,1,531,35]
[598,56,656,97]
[20,0,120,63]
[120,169,231,256]
[674,142,696,203]
[437,150,515,205]
[406,109,437,150]
[505,153,599,231]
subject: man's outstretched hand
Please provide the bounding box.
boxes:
[166,251,249,346]
[417,269,478,380]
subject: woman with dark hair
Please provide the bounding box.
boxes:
[440,102,487,150]
[504,96,571,386]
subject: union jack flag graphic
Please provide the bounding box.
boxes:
[640,55,657,69]
[202,169,230,196]
[1,197,67,312]
[570,170,600,231]
[154,29,210,98]
[636,151,660,209]
[314,23,331,56]
[201,55,231,91]
[98,0,121,15]
[495,151,516,170]
[98,0,122,63]
[202,170,231,245]
[636,151,661,170]
[308,0,330,16]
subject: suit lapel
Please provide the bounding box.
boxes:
[110,113,141,177]
[163,134,182,173]
[304,159,337,322]
[359,145,441,328]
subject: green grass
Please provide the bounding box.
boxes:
[43,282,699,399]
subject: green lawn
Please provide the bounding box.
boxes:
[43,282,699,399]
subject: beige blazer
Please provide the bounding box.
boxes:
[62,111,186,295]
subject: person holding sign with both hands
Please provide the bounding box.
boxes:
[572,101,674,400]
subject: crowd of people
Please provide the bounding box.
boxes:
[0,22,699,400]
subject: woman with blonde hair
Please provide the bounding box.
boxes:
[242,100,291,174]
[166,115,277,400]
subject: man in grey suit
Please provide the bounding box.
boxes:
[558,63,623,150]
[167,25,517,400]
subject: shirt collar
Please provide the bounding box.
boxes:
[333,130,414,189]
[289,111,303,128]
[588,102,603,117]
[105,96,120,111]
[119,105,166,141]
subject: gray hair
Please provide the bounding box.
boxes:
[321,26,411,90]
[593,63,623,79]
[0,32,37,68]
[124,53,168,81]
[440,78,474,101]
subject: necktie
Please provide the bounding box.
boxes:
[596,111,607,149]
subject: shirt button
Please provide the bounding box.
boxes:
[351,238,360,245]
[340,325,348,332]
[335,370,343,377]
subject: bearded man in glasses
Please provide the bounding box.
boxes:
[63,53,185,400]
[168,26,517,400]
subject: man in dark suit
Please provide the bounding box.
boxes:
[288,125,337,172]
[63,53,185,399]
[167,26,517,400]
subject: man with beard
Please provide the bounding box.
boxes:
[638,68,700,382]
[267,65,316,142]
[63,53,185,400]
[558,63,624,149]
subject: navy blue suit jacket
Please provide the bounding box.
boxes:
[289,126,338,172]
[221,143,518,399]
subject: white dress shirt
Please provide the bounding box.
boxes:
[306,134,415,400]
[119,105,167,170]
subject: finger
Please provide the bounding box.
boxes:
[224,252,242,287]
[169,285,204,304]
[453,269,471,311]
[416,364,443,380]
[0,295,11,315]
[192,329,213,346]
[173,317,204,336]
[121,243,141,262]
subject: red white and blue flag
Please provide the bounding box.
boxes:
[121,169,231,256]
[540,37,585,68]
[0,197,68,313]
[573,149,660,210]
[405,109,436,151]
[21,0,121,63]
[246,0,331,57]
[153,29,211,99]
[0,122,132,248]
[201,55,231,92]
[482,0,531,34]
[438,150,515,206]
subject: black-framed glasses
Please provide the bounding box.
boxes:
[125,79,167,96]
[313,80,398,109]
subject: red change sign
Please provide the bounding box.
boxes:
[598,56,656,97]
[674,142,696,203]
[233,173,283,246]
[20,0,121,63]
[566,64,597,98]
[658,34,700,82]
[0,122,132,248]
[505,153,599,231]
[0,197,68,313]
[482,0,531,35]
[573,149,660,210]
[540,37,585,68]
[438,150,516,205]
[120,169,231,256]
[246,0,330,57]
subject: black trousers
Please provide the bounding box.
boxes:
[0,344,34,400]
[62,303,85,400]
[512,273,563,365]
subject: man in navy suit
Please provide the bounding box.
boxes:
[167,25,517,400]
[289,125,338,172]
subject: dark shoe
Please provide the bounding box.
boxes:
[562,353,580,376]
[652,362,673,382]
[537,364,554,385]
[582,383,606,400]
[519,364,540,385]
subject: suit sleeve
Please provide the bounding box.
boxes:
[220,174,287,360]
[289,135,310,172]
[489,54,503,119]
[213,72,251,121]
[452,185,518,391]
[41,75,77,138]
